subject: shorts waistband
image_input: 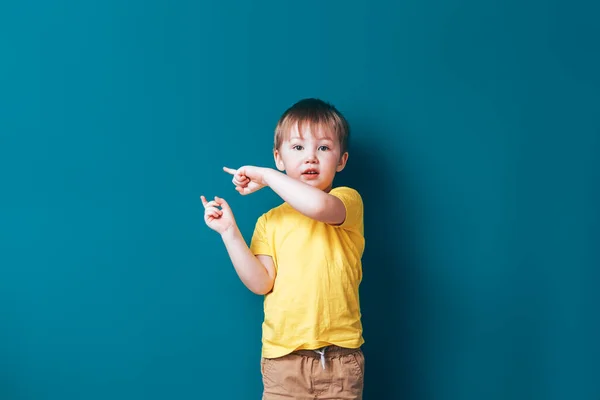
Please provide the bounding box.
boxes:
[292,345,361,358]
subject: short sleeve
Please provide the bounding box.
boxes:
[250,214,272,256]
[329,186,364,233]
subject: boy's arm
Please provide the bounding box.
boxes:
[220,225,276,295]
[263,169,345,225]
[223,165,346,225]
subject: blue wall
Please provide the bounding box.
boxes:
[1,1,598,399]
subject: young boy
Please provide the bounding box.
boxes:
[201,98,365,399]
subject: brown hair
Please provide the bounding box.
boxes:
[274,98,350,154]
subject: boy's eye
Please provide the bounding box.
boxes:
[293,145,303,150]
[318,146,329,151]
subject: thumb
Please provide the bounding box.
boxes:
[214,196,231,212]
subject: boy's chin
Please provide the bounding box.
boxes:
[294,174,333,191]
[305,179,333,191]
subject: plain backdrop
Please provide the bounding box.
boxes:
[1,1,599,399]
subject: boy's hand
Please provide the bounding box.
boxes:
[223,166,268,195]
[200,195,236,235]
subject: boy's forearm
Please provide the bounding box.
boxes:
[220,226,274,295]
[263,169,343,224]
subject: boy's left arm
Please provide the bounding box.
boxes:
[224,166,345,225]
[263,168,345,225]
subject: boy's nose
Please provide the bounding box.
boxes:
[304,153,318,163]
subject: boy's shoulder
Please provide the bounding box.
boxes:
[329,186,364,207]
[329,185,361,197]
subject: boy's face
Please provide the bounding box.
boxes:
[274,122,348,192]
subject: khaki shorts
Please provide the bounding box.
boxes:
[261,345,365,400]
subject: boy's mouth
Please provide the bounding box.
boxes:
[302,169,320,179]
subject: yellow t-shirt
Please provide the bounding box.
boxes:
[250,186,365,358]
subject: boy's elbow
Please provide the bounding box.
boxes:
[314,196,346,225]
[251,283,273,295]
[248,277,274,295]
[252,288,270,295]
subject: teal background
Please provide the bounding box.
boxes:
[1,0,599,399]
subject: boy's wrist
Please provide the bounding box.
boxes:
[220,224,240,241]
[262,167,278,187]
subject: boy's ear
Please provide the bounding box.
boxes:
[336,152,349,172]
[273,149,285,171]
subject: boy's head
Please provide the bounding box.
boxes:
[273,98,350,192]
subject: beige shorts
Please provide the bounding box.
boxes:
[261,345,365,400]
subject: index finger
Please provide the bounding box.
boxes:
[200,195,208,206]
[223,166,237,175]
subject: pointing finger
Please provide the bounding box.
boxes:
[223,166,237,175]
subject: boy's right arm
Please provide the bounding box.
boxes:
[201,195,275,295]
[220,226,275,295]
